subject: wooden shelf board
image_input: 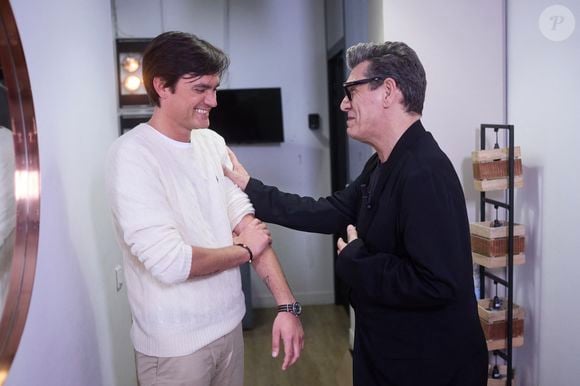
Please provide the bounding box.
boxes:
[470,221,526,239]
[472,146,521,162]
[473,253,525,268]
[474,176,524,192]
[486,335,524,351]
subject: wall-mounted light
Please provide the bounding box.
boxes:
[116,39,151,107]
[123,74,142,92]
[122,56,140,73]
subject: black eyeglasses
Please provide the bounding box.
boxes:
[342,77,385,101]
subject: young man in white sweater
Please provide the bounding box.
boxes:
[106,32,303,386]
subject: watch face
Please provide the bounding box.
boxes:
[292,302,302,316]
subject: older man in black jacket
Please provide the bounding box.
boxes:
[224,41,487,386]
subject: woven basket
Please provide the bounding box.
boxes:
[480,318,524,340]
[473,159,523,180]
[471,235,525,256]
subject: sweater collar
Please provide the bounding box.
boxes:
[144,123,192,149]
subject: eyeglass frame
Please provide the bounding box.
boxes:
[342,77,385,101]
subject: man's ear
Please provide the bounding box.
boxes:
[152,76,169,100]
[382,77,397,107]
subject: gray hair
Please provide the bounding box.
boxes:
[346,42,426,114]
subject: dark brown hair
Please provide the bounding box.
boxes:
[142,31,230,107]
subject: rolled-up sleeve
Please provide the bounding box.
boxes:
[224,177,254,230]
[217,137,254,229]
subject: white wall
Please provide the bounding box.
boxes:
[382,0,506,220]
[325,0,344,50]
[114,0,334,307]
[115,0,227,46]
[344,0,376,179]
[368,0,384,43]
[7,1,135,385]
[226,0,333,307]
[508,1,580,385]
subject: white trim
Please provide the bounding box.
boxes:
[349,305,355,350]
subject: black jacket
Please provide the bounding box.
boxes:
[246,120,487,385]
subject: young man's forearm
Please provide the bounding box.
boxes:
[188,244,251,279]
[251,246,295,305]
[188,214,271,279]
[233,214,295,304]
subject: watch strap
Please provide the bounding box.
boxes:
[277,302,302,316]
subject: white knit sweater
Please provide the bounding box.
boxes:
[106,123,254,357]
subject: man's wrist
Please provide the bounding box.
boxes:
[235,243,253,263]
[277,301,302,317]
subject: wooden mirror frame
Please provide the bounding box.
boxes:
[0,0,40,383]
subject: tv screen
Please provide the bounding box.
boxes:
[210,87,284,144]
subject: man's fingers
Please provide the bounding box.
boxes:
[271,326,280,358]
[346,224,358,242]
[272,314,304,371]
[291,335,302,367]
[337,237,346,252]
[282,335,293,371]
[338,224,358,251]
[285,330,303,369]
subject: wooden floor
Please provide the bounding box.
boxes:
[243,304,351,386]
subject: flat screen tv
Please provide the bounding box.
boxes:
[209,87,284,144]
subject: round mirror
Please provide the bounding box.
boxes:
[0,70,15,316]
[0,0,40,384]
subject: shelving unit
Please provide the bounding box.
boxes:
[472,124,524,386]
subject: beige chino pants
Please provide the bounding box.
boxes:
[136,323,244,386]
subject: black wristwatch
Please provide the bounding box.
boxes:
[277,302,302,317]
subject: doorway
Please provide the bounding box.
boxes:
[327,48,349,310]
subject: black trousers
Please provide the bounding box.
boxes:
[353,349,488,386]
